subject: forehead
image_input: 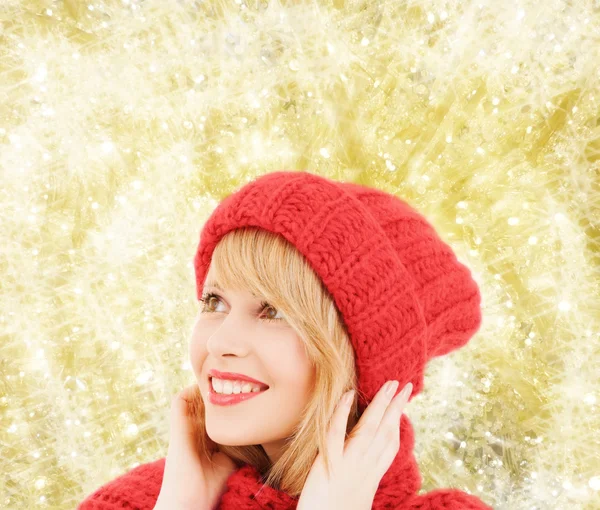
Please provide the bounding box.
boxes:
[204,265,265,299]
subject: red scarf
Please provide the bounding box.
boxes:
[78,415,493,510]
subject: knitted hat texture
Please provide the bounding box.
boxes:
[194,170,482,413]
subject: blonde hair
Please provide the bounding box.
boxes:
[190,226,360,497]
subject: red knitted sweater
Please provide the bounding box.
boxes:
[78,414,493,510]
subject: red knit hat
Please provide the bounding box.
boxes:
[194,170,482,414]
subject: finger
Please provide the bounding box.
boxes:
[328,390,355,463]
[167,384,204,455]
[371,383,412,462]
[347,381,399,448]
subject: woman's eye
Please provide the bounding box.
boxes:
[199,293,284,322]
[262,304,280,321]
[200,293,223,312]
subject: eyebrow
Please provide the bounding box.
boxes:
[204,280,223,291]
[203,280,261,299]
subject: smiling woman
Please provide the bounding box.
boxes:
[188,225,359,493]
[78,170,492,510]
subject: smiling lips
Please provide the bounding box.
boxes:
[206,369,270,406]
[211,377,264,394]
[208,379,268,406]
[207,369,269,389]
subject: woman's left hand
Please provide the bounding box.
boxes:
[296,380,413,510]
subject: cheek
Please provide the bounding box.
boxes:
[188,322,209,376]
[268,339,314,398]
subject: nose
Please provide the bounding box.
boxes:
[205,314,252,358]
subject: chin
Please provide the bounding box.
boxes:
[205,424,256,446]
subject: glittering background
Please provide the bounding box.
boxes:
[1,0,599,509]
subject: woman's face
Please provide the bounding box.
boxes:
[189,267,315,463]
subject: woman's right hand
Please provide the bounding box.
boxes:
[153,384,238,510]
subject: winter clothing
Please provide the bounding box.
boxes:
[78,170,493,509]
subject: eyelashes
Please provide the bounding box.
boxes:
[199,292,284,322]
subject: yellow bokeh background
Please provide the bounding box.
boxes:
[1,1,599,509]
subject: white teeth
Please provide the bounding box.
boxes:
[211,377,265,395]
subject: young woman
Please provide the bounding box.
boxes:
[78,170,493,510]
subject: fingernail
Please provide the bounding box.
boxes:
[401,383,413,398]
[386,380,399,396]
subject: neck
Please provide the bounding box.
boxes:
[219,414,422,509]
